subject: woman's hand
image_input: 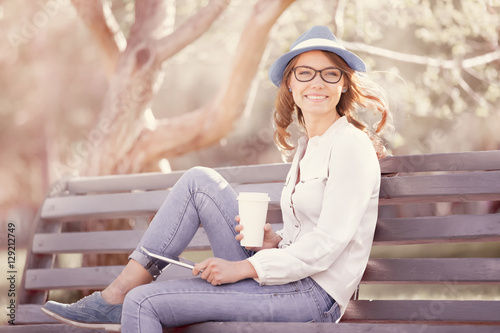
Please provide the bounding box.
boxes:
[234,215,282,251]
[193,258,257,286]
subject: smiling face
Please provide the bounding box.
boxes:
[288,50,347,128]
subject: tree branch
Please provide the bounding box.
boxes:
[454,70,491,109]
[71,0,126,77]
[463,66,500,85]
[203,0,296,138]
[462,49,500,68]
[128,0,173,45]
[155,0,231,63]
[342,40,500,69]
[164,0,177,35]
[333,0,347,38]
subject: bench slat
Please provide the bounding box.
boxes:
[41,183,284,221]
[33,230,144,254]
[14,300,500,326]
[15,304,58,325]
[24,264,194,290]
[374,214,500,245]
[172,322,500,333]
[8,321,500,333]
[379,170,500,204]
[42,190,166,220]
[343,300,500,323]
[11,318,500,333]
[0,324,104,332]
[66,164,291,194]
[25,258,500,290]
[41,171,500,221]
[33,223,285,254]
[363,258,500,283]
[379,150,500,174]
[62,151,500,195]
[31,213,500,255]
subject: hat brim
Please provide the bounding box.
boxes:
[269,46,366,87]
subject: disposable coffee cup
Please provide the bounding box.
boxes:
[237,192,270,247]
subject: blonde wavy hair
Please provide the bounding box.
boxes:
[273,51,390,159]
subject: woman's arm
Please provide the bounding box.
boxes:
[191,216,281,286]
[193,258,258,285]
[192,216,282,286]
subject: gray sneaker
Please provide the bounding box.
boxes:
[41,291,122,332]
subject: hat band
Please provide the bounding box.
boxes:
[291,38,346,52]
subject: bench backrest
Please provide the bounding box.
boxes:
[19,151,500,324]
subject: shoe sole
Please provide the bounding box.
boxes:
[41,306,121,332]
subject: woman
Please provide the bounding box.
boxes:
[42,25,390,332]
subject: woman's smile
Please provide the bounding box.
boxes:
[305,94,329,102]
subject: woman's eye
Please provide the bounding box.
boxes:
[325,71,340,77]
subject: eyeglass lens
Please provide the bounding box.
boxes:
[293,66,342,84]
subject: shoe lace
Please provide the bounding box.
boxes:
[76,292,100,305]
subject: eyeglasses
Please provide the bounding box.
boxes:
[292,66,343,84]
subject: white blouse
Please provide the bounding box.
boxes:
[247,116,381,318]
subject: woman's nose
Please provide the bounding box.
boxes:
[309,74,325,88]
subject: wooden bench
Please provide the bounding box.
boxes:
[7,151,500,332]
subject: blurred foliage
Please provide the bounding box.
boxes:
[337,0,500,153]
[0,0,499,222]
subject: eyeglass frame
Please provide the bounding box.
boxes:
[291,66,344,84]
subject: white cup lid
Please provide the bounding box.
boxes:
[237,192,270,201]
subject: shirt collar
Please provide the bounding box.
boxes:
[298,116,349,148]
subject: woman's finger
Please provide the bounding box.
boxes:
[194,259,209,277]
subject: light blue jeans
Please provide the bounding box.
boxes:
[122,167,340,332]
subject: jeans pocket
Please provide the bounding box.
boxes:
[323,301,340,323]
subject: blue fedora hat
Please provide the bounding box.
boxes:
[269,25,366,87]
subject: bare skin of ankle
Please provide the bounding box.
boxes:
[101,259,153,304]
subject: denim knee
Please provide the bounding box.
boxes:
[183,166,220,183]
[181,167,228,192]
